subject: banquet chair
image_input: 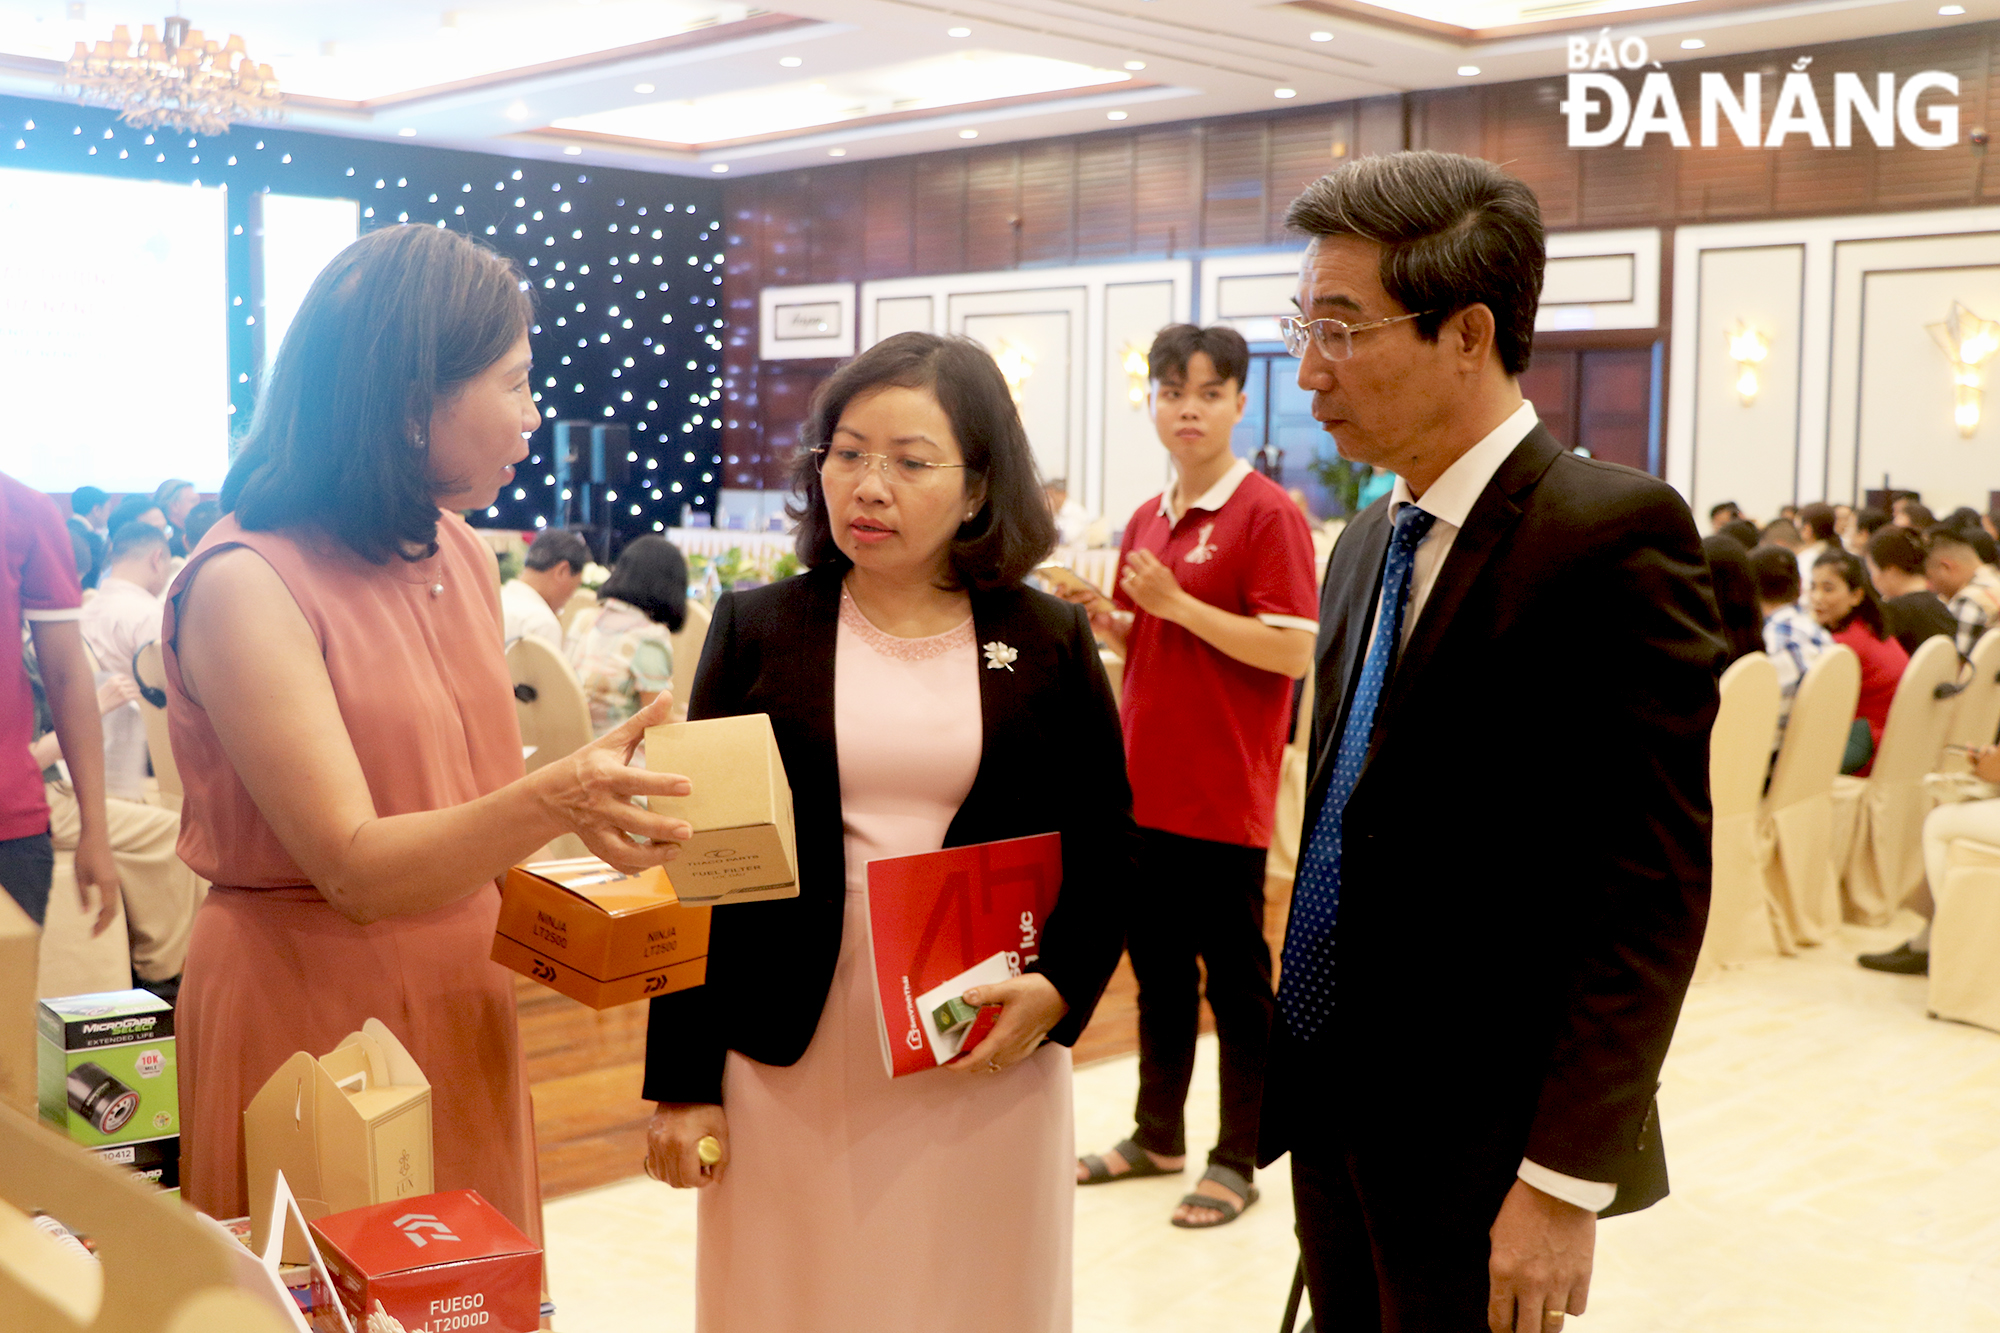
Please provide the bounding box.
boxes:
[557,585,597,640]
[1266,674,1317,887]
[131,643,182,812]
[1829,635,1961,926]
[1697,654,1785,978]
[1928,834,2000,1033]
[507,637,593,862]
[669,598,712,724]
[1760,645,1860,948]
[1098,650,1123,708]
[1939,627,2000,765]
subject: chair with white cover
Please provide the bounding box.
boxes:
[507,637,593,862]
[1697,654,1785,977]
[1929,832,2000,1032]
[557,585,598,640]
[1830,635,1962,926]
[668,598,712,724]
[1760,645,1859,948]
[132,642,182,812]
[1940,627,2000,764]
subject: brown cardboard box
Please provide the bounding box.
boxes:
[645,713,799,904]
[491,858,711,1009]
[0,893,35,1118]
[244,1020,433,1265]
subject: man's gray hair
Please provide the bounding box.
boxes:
[1285,151,1544,377]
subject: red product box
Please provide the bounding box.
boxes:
[309,1190,541,1333]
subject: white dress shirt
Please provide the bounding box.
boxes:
[1372,400,1620,1215]
[501,577,564,651]
[80,575,164,802]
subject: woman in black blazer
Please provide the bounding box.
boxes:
[641,333,1134,1333]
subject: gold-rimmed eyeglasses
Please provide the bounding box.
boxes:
[1279,310,1437,361]
[813,445,970,490]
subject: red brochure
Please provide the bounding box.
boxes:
[864,832,1062,1078]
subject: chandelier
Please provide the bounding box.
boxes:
[63,16,281,137]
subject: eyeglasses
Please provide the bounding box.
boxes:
[1279,310,1437,361]
[814,445,969,490]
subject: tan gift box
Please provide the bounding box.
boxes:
[491,858,711,1009]
[645,713,799,905]
[244,1018,432,1266]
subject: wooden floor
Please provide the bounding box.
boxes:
[524,876,1295,1199]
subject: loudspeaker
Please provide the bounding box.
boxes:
[590,423,631,487]
[552,419,592,491]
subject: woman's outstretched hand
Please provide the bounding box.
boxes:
[941,974,1068,1075]
[531,694,696,873]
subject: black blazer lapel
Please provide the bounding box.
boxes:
[944,586,1031,847]
[1310,504,1392,780]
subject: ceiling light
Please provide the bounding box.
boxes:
[959,129,979,138]
[504,99,529,120]
[562,145,582,155]
[634,82,654,94]
[1680,38,1705,49]
[1274,87,1297,98]
[828,148,847,156]
[947,26,971,36]
[779,56,802,67]
[1941,4,1966,12]
[808,82,826,93]
[1457,65,1480,76]
[397,126,417,136]
[1310,30,1334,41]
[1107,110,1128,120]
[1124,60,1146,70]
[711,163,729,172]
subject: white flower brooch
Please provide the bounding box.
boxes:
[982,640,1018,672]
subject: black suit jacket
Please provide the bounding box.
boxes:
[1260,424,1722,1218]
[642,564,1137,1105]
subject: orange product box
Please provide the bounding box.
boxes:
[490,857,711,1010]
[310,1189,540,1333]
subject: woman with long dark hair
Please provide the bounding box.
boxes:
[641,332,1134,1332]
[1810,548,1909,776]
[164,225,693,1240]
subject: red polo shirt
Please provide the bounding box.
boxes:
[1114,460,1319,848]
[0,472,83,841]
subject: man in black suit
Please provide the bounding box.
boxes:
[1262,152,1721,1333]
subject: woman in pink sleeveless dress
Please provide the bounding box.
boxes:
[642,334,1135,1332]
[166,225,696,1241]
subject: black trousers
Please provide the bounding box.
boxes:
[1289,1117,1519,1332]
[0,830,54,927]
[1128,826,1273,1178]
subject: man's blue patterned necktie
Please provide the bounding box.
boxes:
[1276,503,1436,1042]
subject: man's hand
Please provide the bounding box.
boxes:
[72,828,121,936]
[1118,549,1190,623]
[97,676,141,715]
[1488,1178,1594,1333]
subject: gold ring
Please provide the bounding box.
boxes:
[644,1158,662,1183]
[696,1135,723,1166]
[1545,1315,1566,1325]
[987,1059,1001,1073]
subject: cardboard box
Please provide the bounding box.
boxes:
[38,989,178,1148]
[310,1189,541,1333]
[93,1133,181,1197]
[0,891,36,1118]
[491,858,711,1009]
[645,712,799,904]
[245,1019,433,1265]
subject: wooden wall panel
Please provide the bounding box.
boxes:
[1076,135,1135,258]
[964,146,1021,272]
[1133,129,1196,256]
[1202,118,1269,249]
[807,167,866,283]
[1020,140,1077,265]
[912,156,967,274]
[862,159,915,277]
[1268,109,1344,238]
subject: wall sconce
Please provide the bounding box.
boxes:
[995,339,1036,407]
[1121,343,1149,407]
[1928,300,2000,438]
[1726,321,1768,405]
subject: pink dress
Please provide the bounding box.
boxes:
[693,589,1074,1333]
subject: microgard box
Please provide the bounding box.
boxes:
[645,712,799,904]
[491,858,711,1009]
[38,989,178,1148]
[309,1189,541,1333]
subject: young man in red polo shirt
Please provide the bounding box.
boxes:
[1067,324,1320,1228]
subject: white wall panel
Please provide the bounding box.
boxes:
[1101,281,1176,527]
[1688,245,1805,524]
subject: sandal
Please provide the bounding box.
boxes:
[1078,1138,1183,1186]
[1170,1164,1259,1229]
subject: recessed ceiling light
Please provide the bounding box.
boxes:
[711,163,730,172]
[947,26,971,36]
[1310,30,1334,41]
[808,82,826,93]
[397,127,417,136]
[1457,65,1480,76]
[1107,110,1128,120]
[504,100,529,120]
[779,56,802,67]
[828,148,847,156]
[1124,60,1146,70]
[1940,3,1966,12]
[959,129,979,138]
[1274,87,1297,98]
[562,146,583,156]
[634,83,654,94]
[1680,38,1705,49]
